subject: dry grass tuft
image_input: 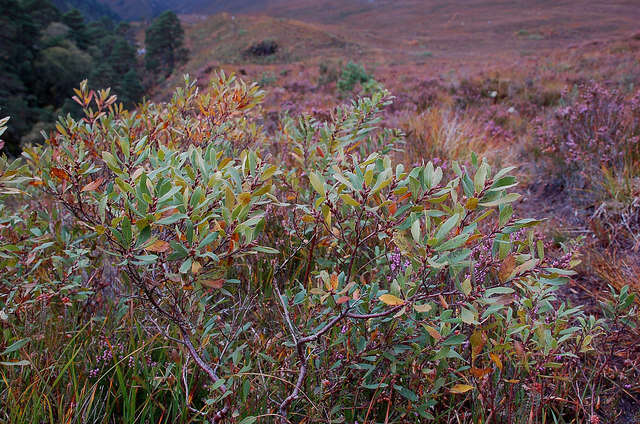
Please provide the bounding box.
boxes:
[584,249,640,302]
[397,107,517,166]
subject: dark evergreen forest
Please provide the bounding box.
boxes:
[0,0,166,155]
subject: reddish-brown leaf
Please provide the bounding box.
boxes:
[201,279,225,289]
[438,294,449,309]
[470,367,492,378]
[81,178,104,192]
[146,240,170,253]
[330,272,339,291]
[336,296,350,305]
[498,254,516,282]
[51,168,70,181]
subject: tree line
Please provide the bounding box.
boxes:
[0,0,187,156]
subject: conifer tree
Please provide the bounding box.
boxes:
[62,9,88,49]
[144,11,188,77]
[119,69,144,107]
[110,38,137,75]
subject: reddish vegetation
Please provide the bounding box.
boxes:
[2,1,640,423]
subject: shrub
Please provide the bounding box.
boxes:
[0,75,621,423]
[538,84,640,182]
[318,61,340,86]
[274,97,597,421]
[245,39,278,57]
[337,61,379,95]
[536,83,640,248]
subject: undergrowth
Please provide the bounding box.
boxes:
[0,74,638,424]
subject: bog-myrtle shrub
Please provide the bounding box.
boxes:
[0,75,605,423]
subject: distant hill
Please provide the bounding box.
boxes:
[97,0,273,20]
[52,0,120,21]
[146,0,640,99]
[96,0,385,21]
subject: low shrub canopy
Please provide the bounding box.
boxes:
[0,75,625,423]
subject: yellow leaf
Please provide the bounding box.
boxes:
[378,294,405,306]
[309,172,326,197]
[340,193,360,207]
[238,192,252,206]
[423,324,441,341]
[393,306,407,318]
[413,303,432,313]
[191,261,202,274]
[146,240,170,253]
[470,331,486,359]
[490,353,503,372]
[450,384,473,394]
[461,277,472,296]
[465,197,479,210]
[469,367,492,378]
[330,272,339,291]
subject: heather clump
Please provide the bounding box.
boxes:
[537,83,640,249]
[537,83,640,190]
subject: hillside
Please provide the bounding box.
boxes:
[98,0,271,20]
[101,0,640,50]
[52,0,120,21]
[155,0,640,93]
[3,0,640,423]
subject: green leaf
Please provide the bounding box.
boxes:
[168,242,189,261]
[121,217,132,247]
[156,213,188,226]
[411,218,421,242]
[435,213,459,241]
[0,360,30,367]
[253,246,279,254]
[442,334,466,346]
[474,163,488,193]
[484,287,515,297]
[133,254,158,264]
[394,385,419,402]
[362,382,389,390]
[309,172,326,197]
[340,193,360,207]
[198,232,219,249]
[460,307,477,325]
[1,338,29,356]
[179,258,193,274]
[115,177,133,194]
[479,193,520,207]
[435,233,469,252]
[102,151,121,173]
